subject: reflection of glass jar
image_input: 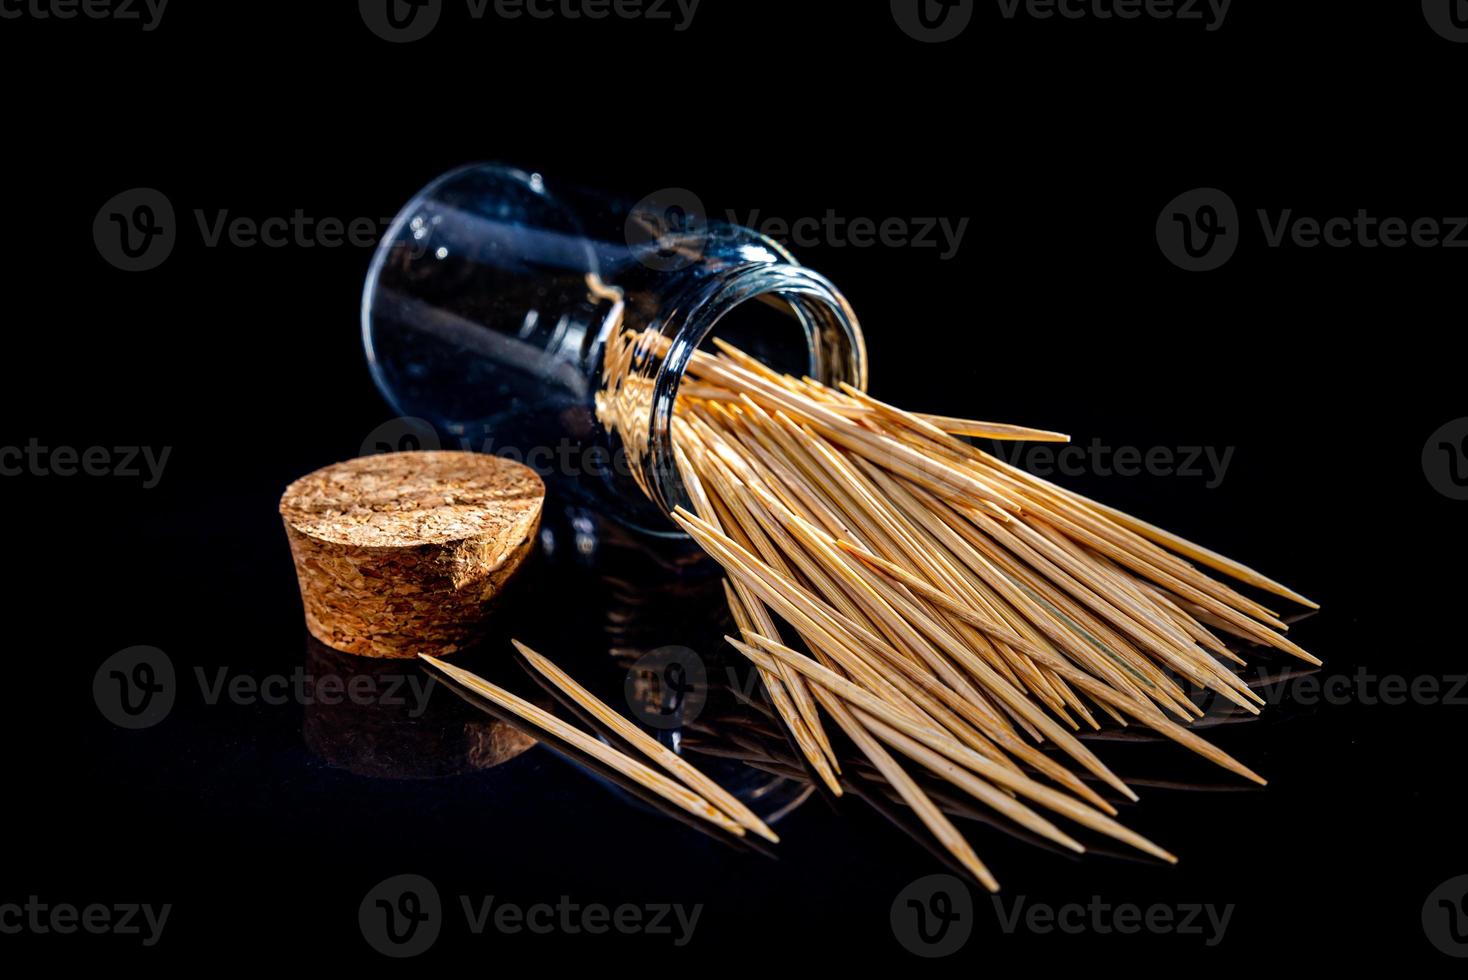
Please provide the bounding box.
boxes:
[363,164,866,534]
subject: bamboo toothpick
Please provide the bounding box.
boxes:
[419,654,747,838]
[598,333,1316,884]
[512,640,780,843]
[728,634,1177,864]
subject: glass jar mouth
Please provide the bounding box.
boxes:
[638,262,867,522]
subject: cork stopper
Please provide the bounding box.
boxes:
[280,451,545,659]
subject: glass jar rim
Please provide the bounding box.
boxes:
[639,261,867,521]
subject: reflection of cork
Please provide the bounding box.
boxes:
[281,451,544,659]
[302,636,537,779]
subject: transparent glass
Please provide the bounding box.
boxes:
[363,164,867,534]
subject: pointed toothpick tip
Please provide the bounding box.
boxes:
[665,343,1306,875]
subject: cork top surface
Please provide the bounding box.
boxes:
[280,451,545,548]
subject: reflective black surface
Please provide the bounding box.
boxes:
[4,3,1465,968]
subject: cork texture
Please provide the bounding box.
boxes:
[281,451,545,659]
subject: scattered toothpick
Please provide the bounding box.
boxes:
[512,639,780,843]
[589,335,1319,888]
[420,653,749,839]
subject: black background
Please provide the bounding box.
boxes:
[3,0,1464,969]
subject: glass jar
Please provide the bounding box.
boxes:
[362,164,867,534]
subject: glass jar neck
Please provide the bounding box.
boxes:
[598,249,867,522]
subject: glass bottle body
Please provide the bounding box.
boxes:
[363,164,866,534]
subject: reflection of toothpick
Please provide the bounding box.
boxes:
[584,271,623,303]
[585,272,625,343]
